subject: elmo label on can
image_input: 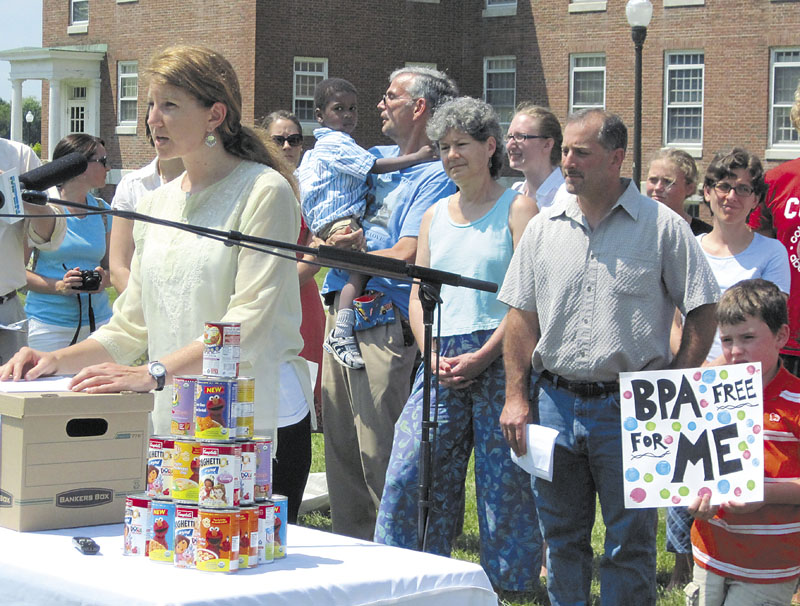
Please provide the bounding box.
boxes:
[253,437,273,501]
[199,443,241,509]
[172,376,199,435]
[149,500,176,563]
[123,494,151,556]
[195,378,237,441]
[197,509,240,572]
[272,493,287,559]
[174,505,198,569]
[147,436,174,499]
[171,439,202,503]
[203,322,241,377]
[238,506,259,568]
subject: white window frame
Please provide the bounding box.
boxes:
[293,57,328,135]
[663,51,704,156]
[68,0,89,33]
[569,53,606,113]
[568,0,608,14]
[483,56,516,130]
[116,61,138,135]
[767,48,800,161]
[483,0,517,17]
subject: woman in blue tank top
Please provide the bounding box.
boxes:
[375,97,543,593]
[25,134,113,351]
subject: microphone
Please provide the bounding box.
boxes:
[0,153,89,221]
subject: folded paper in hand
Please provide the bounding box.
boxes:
[510,424,559,481]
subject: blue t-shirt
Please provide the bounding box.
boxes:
[322,145,456,318]
[25,193,113,328]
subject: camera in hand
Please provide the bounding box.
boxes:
[74,269,102,291]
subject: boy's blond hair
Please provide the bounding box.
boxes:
[717,278,787,335]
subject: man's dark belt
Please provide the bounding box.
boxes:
[0,291,17,305]
[540,370,619,398]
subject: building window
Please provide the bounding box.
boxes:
[293,58,328,124]
[483,0,517,17]
[484,56,516,129]
[568,0,608,13]
[70,0,88,24]
[770,49,800,148]
[570,54,606,112]
[118,62,138,125]
[664,52,704,147]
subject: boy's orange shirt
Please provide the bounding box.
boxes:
[691,365,800,583]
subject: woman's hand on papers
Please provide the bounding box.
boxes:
[0,347,59,382]
[69,363,153,394]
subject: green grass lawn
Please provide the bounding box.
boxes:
[299,433,687,606]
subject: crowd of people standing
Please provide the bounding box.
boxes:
[1,45,800,606]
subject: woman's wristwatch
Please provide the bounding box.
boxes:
[148,361,167,391]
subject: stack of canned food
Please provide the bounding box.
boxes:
[123,322,288,573]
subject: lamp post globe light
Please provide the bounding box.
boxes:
[25,110,34,146]
[626,0,653,190]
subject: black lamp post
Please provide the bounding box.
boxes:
[626,0,653,190]
[24,111,34,146]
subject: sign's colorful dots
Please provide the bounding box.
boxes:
[656,461,671,476]
[747,365,755,375]
[625,468,640,482]
[702,370,717,383]
[699,399,709,408]
[630,488,647,503]
[717,411,731,424]
[678,486,690,497]
[747,435,754,444]
[660,489,670,499]
[646,421,656,431]
[623,391,632,399]
[706,412,714,421]
[738,441,748,452]
[687,422,697,431]
[664,435,674,445]
[719,370,728,380]
[672,422,682,431]
[623,417,638,431]
[644,473,654,483]
[698,487,712,498]
[672,496,681,504]
[734,487,742,497]
[717,479,730,494]
[693,371,702,381]
[747,480,756,490]
[737,410,746,420]
[753,425,761,434]
[743,451,751,460]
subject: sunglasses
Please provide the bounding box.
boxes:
[88,156,108,167]
[272,134,303,147]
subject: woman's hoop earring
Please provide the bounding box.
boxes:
[205,133,217,148]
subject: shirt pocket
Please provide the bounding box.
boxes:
[606,255,659,299]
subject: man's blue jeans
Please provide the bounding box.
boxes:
[533,379,657,606]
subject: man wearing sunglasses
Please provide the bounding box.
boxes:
[0,137,66,363]
[319,66,457,541]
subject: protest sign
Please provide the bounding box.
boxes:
[619,363,764,508]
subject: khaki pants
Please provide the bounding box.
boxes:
[687,564,797,606]
[321,293,416,540]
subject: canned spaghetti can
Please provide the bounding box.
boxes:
[123,494,151,556]
[257,501,274,564]
[149,500,176,563]
[195,377,238,441]
[238,506,259,568]
[172,375,199,436]
[239,441,256,505]
[236,377,255,440]
[253,437,272,501]
[174,505,198,569]
[147,436,174,499]
[272,493,288,559]
[197,508,240,573]
[198,443,241,509]
[203,321,241,377]
[171,439,202,503]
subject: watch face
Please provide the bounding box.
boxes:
[150,362,166,376]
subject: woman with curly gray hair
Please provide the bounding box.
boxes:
[375,96,543,593]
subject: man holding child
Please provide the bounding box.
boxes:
[319,67,457,540]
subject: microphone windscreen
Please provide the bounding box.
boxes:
[19,152,89,191]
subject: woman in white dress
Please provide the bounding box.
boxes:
[0,45,311,440]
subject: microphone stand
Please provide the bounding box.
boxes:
[15,193,498,552]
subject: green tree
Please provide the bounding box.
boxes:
[0,98,9,139]
[22,97,41,146]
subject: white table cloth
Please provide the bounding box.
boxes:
[0,523,498,606]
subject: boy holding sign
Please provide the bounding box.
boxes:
[689,279,800,605]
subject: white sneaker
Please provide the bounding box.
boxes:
[323,330,365,370]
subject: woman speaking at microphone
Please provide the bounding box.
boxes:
[0,45,311,444]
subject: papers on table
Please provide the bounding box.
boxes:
[510,423,559,481]
[0,375,74,392]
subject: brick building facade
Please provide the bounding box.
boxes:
[2,0,799,198]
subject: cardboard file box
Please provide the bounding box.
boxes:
[0,390,153,531]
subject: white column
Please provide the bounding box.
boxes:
[86,78,101,136]
[48,79,61,160]
[10,79,23,142]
